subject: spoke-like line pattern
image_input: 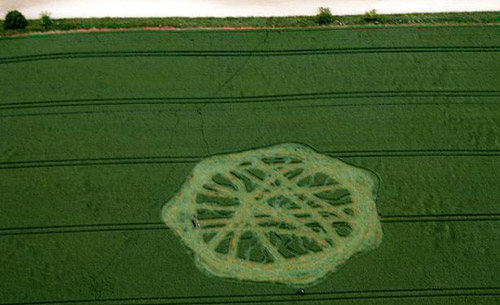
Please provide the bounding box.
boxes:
[198,190,223,197]
[254,163,351,246]
[199,206,238,212]
[228,227,243,257]
[295,184,344,194]
[317,211,354,224]
[292,205,342,247]
[268,164,314,190]
[250,202,284,219]
[256,230,283,262]
[208,229,231,248]
[197,219,228,226]
[281,167,309,181]
[224,172,246,193]
[300,192,354,222]
[263,185,324,236]
[292,220,330,248]
[200,225,228,231]
[194,156,358,261]
[265,169,340,227]
[244,168,275,192]
[207,184,236,197]
[255,226,298,236]
[259,188,334,247]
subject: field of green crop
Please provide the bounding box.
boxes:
[1,25,500,304]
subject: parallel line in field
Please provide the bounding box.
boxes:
[0,223,166,236]
[1,214,499,236]
[5,287,500,305]
[0,157,201,170]
[1,90,499,112]
[379,214,500,223]
[3,100,500,118]
[0,150,499,170]
[3,46,500,65]
[0,46,499,64]
[327,150,500,157]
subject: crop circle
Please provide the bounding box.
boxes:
[162,143,382,286]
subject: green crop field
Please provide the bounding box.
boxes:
[1,25,500,304]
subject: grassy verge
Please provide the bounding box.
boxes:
[0,11,499,36]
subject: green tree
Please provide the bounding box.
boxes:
[363,9,379,22]
[41,12,53,30]
[4,10,28,30]
[315,7,334,25]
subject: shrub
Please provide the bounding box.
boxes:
[315,7,334,25]
[40,12,53,30]
[363,9,379,22]
[4,10,28,30]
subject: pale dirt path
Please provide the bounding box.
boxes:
[1,0,499,19]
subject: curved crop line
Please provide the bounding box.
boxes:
[1,214,499,236]
[4,287,500,305]
[0,46,499,65]
[0,150,500,170]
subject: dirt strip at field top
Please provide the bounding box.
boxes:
[0,25,499,304]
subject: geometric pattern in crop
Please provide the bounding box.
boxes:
[162,143,382,287]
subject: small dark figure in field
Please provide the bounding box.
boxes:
[192,215,199,229]
[296,289,305,296]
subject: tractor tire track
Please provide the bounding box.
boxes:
[1,214,500,236]
[0,46,499,65]
[0,150,499,170]
[0,91,499,117]
[3,287,500,305]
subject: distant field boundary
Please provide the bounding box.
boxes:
[0,11,499,37]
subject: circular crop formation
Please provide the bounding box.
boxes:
[162,143,382,287]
